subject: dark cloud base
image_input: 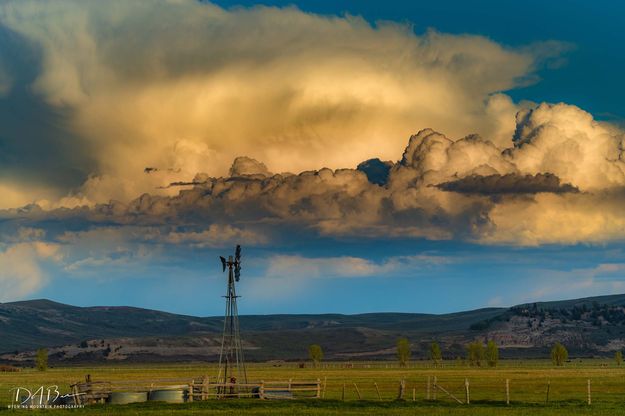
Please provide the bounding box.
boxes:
[436,173,579,195]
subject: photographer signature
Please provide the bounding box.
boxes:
[10,385,85,405]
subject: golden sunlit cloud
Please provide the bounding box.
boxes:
[0,0,561,206]
[1,0,623,249]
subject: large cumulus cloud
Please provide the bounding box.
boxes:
[2,101,625,302]
[3,102,625,247]
[0,0,566,207]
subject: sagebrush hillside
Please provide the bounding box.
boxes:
[2,294,625,364]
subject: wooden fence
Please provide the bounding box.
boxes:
[71,376,321,405]
[67,374,608,406]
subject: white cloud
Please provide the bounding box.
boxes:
[266,255,388,279]
[0,242,61,301]
[244,253,449,300]
[511,103,625,190]
[164,224,267,247]
[265,254,448,279]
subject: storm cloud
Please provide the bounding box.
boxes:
[0,0,567,208]
[2,101,625,248]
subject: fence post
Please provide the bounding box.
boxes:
[426,376,430,400]
[545,380,550,404]
[505,379,510,405]
[84,375,93,405]
[433,376,437,401]
[316,379,321,399]
[464,378,470,404]
[72,384,81,406]
[412,387,416,402]
[322,377,327,399]
[342,383,346,401]
[260,380,265,400]
[397,379,406,400]
[203,376,209,400]
[374,382,381,401]
[587,379,591,405]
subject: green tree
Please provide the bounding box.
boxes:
[429,342,442,366]
[466,341,485,367]
[485,340,499,367]
[308,344,323,367]
[615,351,623,366]
[35,348,48,371]
[550,342,568,366]
[396,338,411,367]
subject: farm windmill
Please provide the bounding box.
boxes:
[217,245,247,395]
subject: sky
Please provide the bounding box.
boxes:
[1,0,625,316]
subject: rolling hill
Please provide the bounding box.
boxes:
[2,294,625,364]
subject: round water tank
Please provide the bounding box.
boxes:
[108,391,148,404]
[148,389,187,403]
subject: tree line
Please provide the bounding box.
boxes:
[307,340,625,368]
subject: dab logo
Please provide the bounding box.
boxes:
[8,385,84,409]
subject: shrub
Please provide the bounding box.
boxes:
[396,338,411,367]
[551,342,568,366]
[429,342,442,366]
[36,348,48,371]
[466,341,485,367]
[485,340,499,367]
[308,344,323,367]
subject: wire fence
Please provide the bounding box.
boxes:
[320,375,624,405]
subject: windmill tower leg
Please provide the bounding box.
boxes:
[217,246,247,398]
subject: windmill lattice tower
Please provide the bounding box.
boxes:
[217,245,247,396]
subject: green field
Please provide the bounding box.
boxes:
[2,360,625,415]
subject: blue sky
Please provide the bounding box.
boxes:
[1,0,624,316]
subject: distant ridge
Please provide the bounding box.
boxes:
[2,294,625,364]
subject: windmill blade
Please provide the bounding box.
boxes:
[234,245,241,281]
[220,256,227,272]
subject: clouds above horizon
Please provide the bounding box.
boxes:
[0,240,62,301]
[2,0,625,306]
[2,102,625,249]
[0,0,569,208]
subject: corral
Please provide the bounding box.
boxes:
[69,376,321,404]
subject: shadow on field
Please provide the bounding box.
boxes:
[1,399,615,415]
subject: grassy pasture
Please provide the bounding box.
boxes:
[1,360,625,414]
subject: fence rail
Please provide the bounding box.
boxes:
[70,376,321,404]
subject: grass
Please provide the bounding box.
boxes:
[1,360,625,414]
[5,400,624,415]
